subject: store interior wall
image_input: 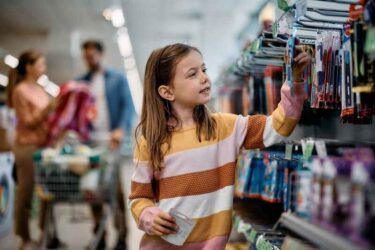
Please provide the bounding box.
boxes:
[122,0,267,82]
[0,0,267,86]
[0,0,126,83]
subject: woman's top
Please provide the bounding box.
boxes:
[12,82,50,145]
[129,82,305,250]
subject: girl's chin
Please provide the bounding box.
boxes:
[199,98,211,105]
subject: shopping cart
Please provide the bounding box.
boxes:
[34,146,120,250]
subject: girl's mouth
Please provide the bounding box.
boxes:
[199,87,211,94]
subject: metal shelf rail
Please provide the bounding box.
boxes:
[276,213,366,250]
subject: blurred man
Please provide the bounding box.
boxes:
[79,40,134,250]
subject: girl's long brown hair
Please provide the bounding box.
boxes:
[135,43,216,171]
[6,50,43,108]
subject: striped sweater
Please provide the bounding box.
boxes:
[129,82,305,249]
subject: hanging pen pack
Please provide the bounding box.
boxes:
[286,29,299,96]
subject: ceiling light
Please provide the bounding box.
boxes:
[37,74,49,87]
[102,8,113,21]
[117,31,133,58]
[125,67,142,115]
[4,55,19,68]
[123,57,136,70]
[0,74,8,87]
[36,74,59,97]
[259,2,276,23]
[44,81,60,97]
[111,8,125,28]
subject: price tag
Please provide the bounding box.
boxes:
[285,143,293,160]
[315,140,327,158]
[248,229,258,243]
[301,138,314,160]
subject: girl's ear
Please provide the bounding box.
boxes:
[158,85,175,102]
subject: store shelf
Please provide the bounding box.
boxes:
[278,213,366,250]
[233,213,283,250]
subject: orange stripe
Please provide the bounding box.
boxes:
[243,115,266,150]
[129,182,154,200]
[158,162,236,200]
[186,209,232,242]
[271,106,299,137]
[141,209,232,243]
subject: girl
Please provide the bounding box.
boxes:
[7,50,55,250]
[129,43,309,249]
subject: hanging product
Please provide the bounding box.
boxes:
[236,140,375,249]
[341,31,355,122]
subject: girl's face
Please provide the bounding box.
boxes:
[169,50,211,108]
[26,56,46,79]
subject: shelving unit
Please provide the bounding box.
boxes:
[229,0,375,249]
[233,213,283,250]
[276,213,366,250]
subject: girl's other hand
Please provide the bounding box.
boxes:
[150,211,179,236]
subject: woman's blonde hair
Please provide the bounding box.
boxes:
[135,43,216,171]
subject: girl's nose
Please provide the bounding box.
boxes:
[201,74,209,84]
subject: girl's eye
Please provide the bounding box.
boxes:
[189,72,196,78]
[202,68,207,73]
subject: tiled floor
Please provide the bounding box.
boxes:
[0,158,143,250]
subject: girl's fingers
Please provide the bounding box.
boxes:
[296,56,310,65]
[150,229,162,236]
[158,211,175,223]
[295,46,303,53]
[294,52,308,62]
[295,54,310,68]
[154,217,178,231]
[153,224,175,235]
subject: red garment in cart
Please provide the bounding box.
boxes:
[47,81,95,145]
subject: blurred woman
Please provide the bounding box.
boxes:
[6,50,54,250]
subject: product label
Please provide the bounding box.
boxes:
[315,140,327,158]
[285,143,293,160]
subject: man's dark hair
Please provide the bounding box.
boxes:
[82,40,104,53]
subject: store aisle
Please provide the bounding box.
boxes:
[0,157,143,250]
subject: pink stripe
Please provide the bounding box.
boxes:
[132,160,154,183]
[140,235,228,250]
[263,116,285,147]
[160,115,247,179]
[280,82,305,119]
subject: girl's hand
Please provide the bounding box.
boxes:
[292,47,311,82]
[149,211,178,236]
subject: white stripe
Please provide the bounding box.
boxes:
[131,160,153,183]
[160,116,247,178]
[263,116,285,147]
[157,185,234,219]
